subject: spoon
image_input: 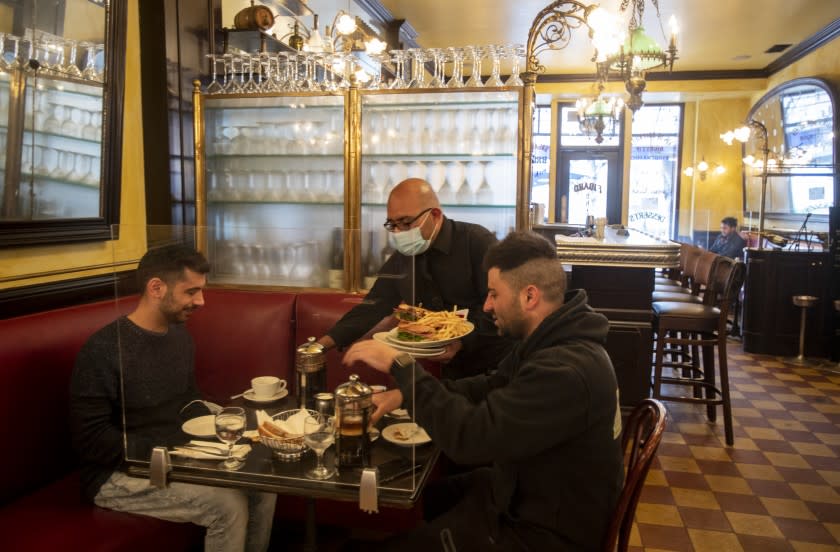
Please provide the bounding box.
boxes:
[230,389,253,400]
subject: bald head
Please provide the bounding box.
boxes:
[388,178,441,217]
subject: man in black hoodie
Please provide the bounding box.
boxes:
[343,231,623,551]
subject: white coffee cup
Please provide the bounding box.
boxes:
[251,376,287,398]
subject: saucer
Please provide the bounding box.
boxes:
[243,388,288,403]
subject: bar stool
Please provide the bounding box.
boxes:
[652,257,744,446]
[788,295,819,366]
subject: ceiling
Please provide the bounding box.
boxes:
[376,0,840,76]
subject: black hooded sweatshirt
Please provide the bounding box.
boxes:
[392,289,624,550]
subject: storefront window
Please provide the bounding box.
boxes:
[628,104,682,238]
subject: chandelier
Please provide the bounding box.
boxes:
[576,80,623,143]
[593,0,679,113]
[682,157,724,180]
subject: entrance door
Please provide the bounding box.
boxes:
[556,151,621,224]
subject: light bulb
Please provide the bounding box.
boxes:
[697,159,709,172]
[335,13,357,35]
[714,165,725,175]
[683,167,694,177]
[365,38,387,56]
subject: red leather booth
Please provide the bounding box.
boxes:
[0,288,424,550]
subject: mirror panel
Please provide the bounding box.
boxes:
[0,0,125,247]
[744,78,837,232]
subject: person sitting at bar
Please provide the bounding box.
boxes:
[69,244,275,552]
[317,177,513,380]
[709,216,747,258]
[342,231,623,551]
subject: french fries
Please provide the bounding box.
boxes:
[393,304,472,342]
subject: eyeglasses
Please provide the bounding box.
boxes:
[383,207,433,232]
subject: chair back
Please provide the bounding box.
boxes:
[680,245,702,286]
[691,251,720,295]
[602,399,668,552]
[707,258,746,326]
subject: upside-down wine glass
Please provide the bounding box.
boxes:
[464,46,483,88]
[205,54,224,94]
[215,407,246,470]
[304,414,336,480]
[484,45,504,87]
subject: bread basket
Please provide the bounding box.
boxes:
[260,409,317,461]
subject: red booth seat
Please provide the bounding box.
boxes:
[0,288,426,550]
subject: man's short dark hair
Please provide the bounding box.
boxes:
[136,244,210,291]
[483,231,557,273]
[483,231,566,303]
[721,217,738,228]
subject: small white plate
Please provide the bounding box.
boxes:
[181,415,216,437]
[373,332,445,357]
[382,423,431,446]
[243,387,289,403]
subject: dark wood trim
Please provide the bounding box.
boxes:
[139,0,173,227]
[647,69,768,81]
[0,270,138,319]
[765,17,840,75]
[537,18,840,84]
[355,0,419,49]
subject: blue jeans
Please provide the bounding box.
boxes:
[95,471,275,552]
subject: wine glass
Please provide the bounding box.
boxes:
[214,407,246,470]
[304,414,336,480]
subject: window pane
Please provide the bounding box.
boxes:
[628,105,681,239]
[559,106,620,147]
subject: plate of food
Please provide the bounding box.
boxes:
[382,423,432,446]
[389,304,474,348]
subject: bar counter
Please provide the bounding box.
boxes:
[545,227,680,407]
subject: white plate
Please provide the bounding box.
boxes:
[382,423,432,446]
[373,332,445,356]
[243,387,289,403]
[384,322,474,349]
[181,415,216,437]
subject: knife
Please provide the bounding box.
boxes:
[174,444,230,457]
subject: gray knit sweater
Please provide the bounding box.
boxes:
[70,316,202,502]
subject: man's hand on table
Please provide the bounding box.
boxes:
[370,389,404,424]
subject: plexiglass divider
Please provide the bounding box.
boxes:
[111,225,432,498]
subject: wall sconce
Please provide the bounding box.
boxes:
[683,157,724,180]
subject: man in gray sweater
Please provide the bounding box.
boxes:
[70,244,275,552]
[343,231,623,551]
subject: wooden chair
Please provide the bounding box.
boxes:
[602,399,668,552]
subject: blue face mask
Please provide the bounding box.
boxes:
[389,211,438,256]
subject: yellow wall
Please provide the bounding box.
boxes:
[0,0,147,290]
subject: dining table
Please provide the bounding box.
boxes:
[124,393,439,551]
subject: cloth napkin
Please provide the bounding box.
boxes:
[256,408,309,436]
[170,440,251,460]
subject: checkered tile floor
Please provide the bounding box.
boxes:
[632,341,840,551]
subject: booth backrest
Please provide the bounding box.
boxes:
[0,296,137,504]
[187,288,297,403]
